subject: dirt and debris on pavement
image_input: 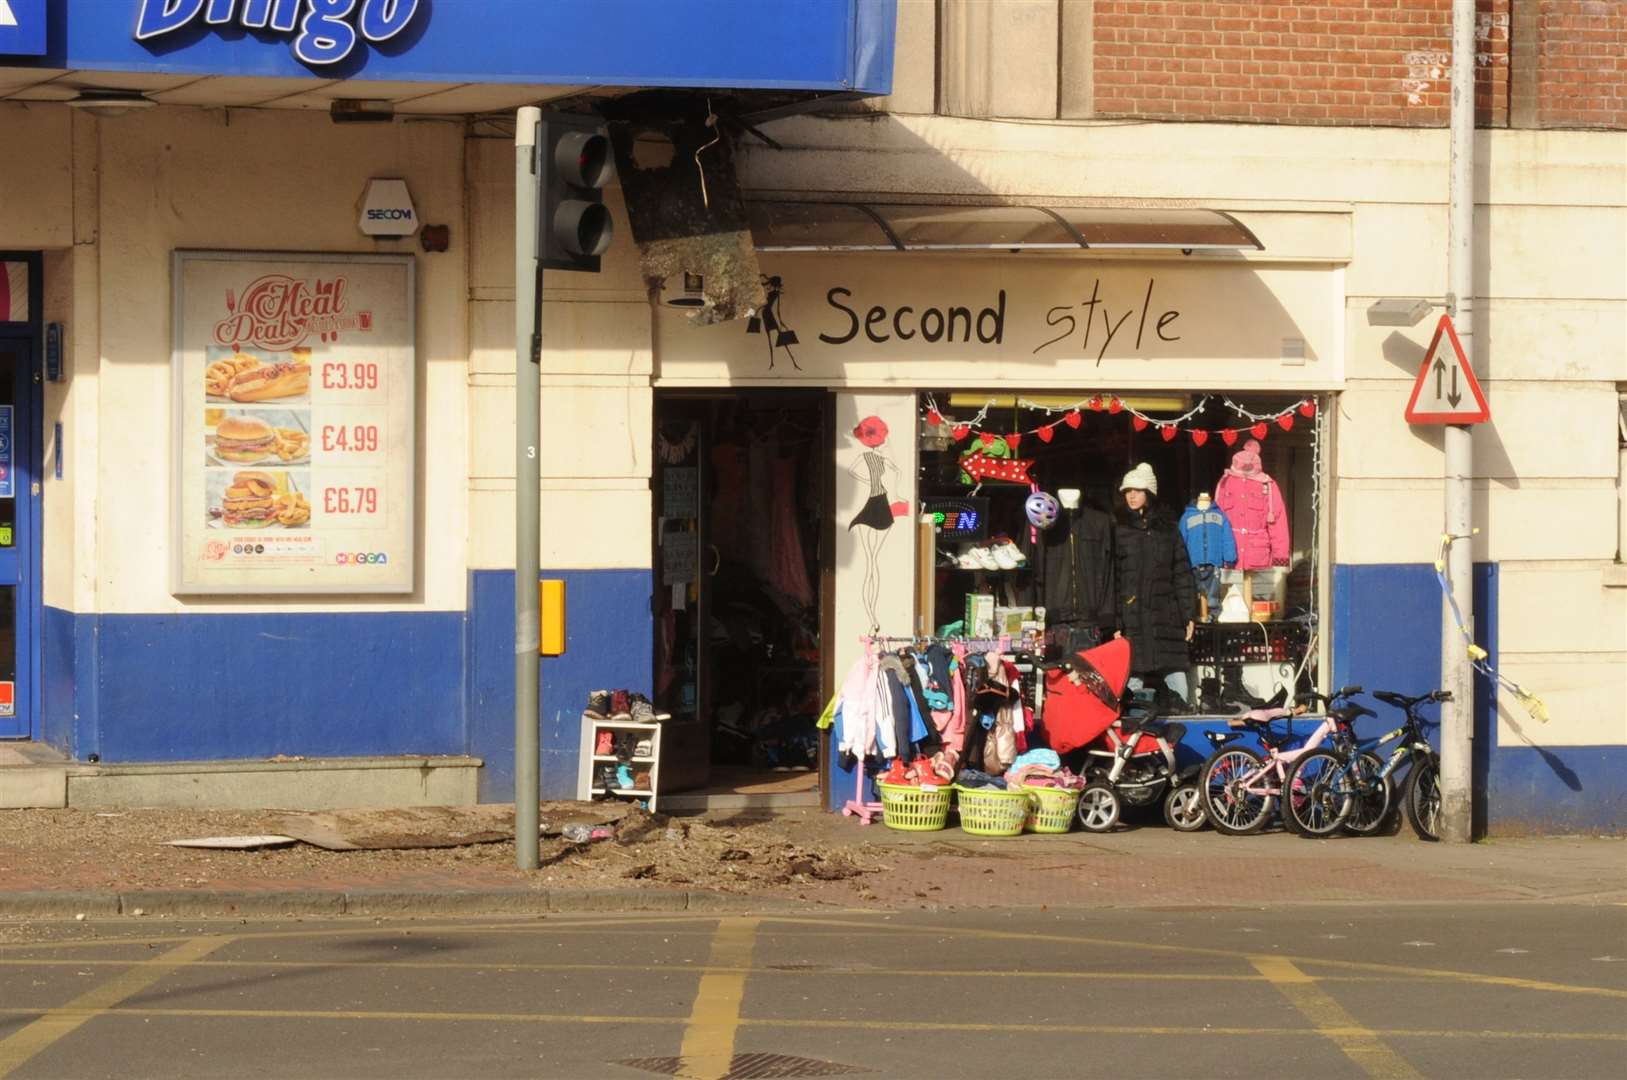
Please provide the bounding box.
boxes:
[0,804,881,900]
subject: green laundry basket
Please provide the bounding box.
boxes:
[953,785,1030,837]
[877,781,952,831]
[1022,786,1080,833]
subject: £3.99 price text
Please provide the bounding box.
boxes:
[321,361,380,391]
[323,486,379,516]
[321,424,380,453]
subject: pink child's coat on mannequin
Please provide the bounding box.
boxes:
[1214,439,1290,570]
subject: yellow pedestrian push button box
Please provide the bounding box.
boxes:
[540,579,566,656]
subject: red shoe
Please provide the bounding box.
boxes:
[881,759,910,785]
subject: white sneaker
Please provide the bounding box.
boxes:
[991,544,1019,570]
[973,546,1001,571]
[990,537,1027,568]
[957,550,982,570]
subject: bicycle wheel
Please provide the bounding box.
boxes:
[1343,752,1394,836]
[1162,783,1207,832]
[1404,753,1442,841]
[1200,746,1274,836]
[1284,749,1355,837]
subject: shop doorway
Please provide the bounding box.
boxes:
[0,255,42,739]
[652,391,830,806]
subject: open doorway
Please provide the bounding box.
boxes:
[652,391,829,807]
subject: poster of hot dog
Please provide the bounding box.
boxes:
[172,252,414,594]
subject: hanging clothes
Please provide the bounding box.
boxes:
[765,454,815,607]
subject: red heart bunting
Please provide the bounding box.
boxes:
[926,409,943,426]
[1221,429,1239,446]
[1087,397,1103,412]
[1190,429,1209,446]
[980,432,997,447]
[1160,425,1178,442]
[1065,410,1083,428]
[1132,416,1149,432]
[1004,433,1022,450]
[1036,425,1055,443]
[1107,398,1124,415]
[1277,414,1295,431]
[952,425,970,441]
[1251,422,1269,440]
[1299,400,1317,418]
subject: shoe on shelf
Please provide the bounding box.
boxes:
[990,543,1020,570]
[586,690,612,720]
[615,764,635,790]
[595,731,613,756]
[610,690,633,721]
[594,763,618,792]
[972,546,1001,571]
[632,769,652,791]
[633,738,653,758]
[956,550,982,570]
[630,693,670,723]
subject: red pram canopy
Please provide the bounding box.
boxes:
[1039,637,1132,755]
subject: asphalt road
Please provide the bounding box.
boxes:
[1,905,1623,1079]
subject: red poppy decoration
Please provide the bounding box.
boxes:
[1221,429,1239,447]
[1299,400,1317,418]
[1004,433,1022,451]
[1190,429,1210,447]
[1132,415,1149,432]
[852,416,889,448]
[1065,410,1083,428]
[951,424,971,442]
[926,409,943,426]
[1036,424,1055,444]
[1277,413,1295,431]
[980,432,997,447]
[1160,425,1178,443]
[961,451,1035,486]
[1106,398,1124,415]
[1251,422,1269,440]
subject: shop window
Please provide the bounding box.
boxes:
[916,389,1325,717]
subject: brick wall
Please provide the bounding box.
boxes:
[1533,1,1627,127]
[1092,1,1512,126]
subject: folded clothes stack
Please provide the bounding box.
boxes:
[1001,748,1087,791]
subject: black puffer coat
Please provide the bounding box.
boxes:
[1113,505,1197,674]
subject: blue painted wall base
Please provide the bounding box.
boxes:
[39,568,655,806]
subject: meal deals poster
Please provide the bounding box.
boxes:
[171,252,415,594]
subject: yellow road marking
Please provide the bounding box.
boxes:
[677,918,759,1080]
[0,935,227,1079]
[0,956,1438,983]
[765,916,1627,999]
[1251,956,1423,1079]
[0,1005,1618,1044]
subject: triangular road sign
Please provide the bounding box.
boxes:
[1404,314,1489,424]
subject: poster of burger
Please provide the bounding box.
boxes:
[172,252,414,594]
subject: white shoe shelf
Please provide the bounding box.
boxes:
[576,715,661,812]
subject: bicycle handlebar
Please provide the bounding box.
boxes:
[1295,685,1363,707]
[1373,689,1453,710]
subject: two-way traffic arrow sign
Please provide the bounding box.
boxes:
[1404,313,1489,424]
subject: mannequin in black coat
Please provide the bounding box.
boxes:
[1112,464,1196,704]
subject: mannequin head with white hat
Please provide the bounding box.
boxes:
[1119,461,1158,513]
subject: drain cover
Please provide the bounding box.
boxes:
[617,1053,869,1079]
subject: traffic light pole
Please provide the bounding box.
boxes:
[514,107,543,869]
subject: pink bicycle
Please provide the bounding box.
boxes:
[1198,686,1364,835]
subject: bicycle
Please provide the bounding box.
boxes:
[1285,689,1449,839]
[1198,686,1364,836]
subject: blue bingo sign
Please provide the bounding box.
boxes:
[0,405,12,500]
[0,0,47,57]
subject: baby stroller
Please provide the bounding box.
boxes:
[1041,638,1195,832]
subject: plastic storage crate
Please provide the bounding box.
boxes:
[1189,621,1310,666]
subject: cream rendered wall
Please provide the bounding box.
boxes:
[463,138,652,575]
[0,105,473,616]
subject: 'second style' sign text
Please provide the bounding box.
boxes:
[134,0,422,66]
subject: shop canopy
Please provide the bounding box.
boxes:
[0,0,894,113]
[744,202,1264,254]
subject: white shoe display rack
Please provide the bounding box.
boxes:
[575,716,661,812]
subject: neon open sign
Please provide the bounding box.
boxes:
[134,0,422,66]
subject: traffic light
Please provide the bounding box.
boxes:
[537,112,614,273]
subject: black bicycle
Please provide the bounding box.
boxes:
[1284,689,1449,839]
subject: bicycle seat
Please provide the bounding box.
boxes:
[1205,730,1243,747]
[1330,704,1376,724]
